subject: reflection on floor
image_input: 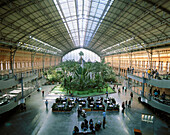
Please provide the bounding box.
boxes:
[0,84,169,135]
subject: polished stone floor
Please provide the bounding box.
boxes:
[0,83,169,135]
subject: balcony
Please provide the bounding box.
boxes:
[127,73,170,89]
[0,71,38,90]
[140,97,170,114]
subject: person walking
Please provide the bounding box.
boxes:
[106,90,108,98]
[122,102,125,111]
[45,100,48,109]
[128,100,131,108]
[130,92,133,98]
[42,90,44,97]
[103,110,106,119]
[103,117,106,129]
[125,100,128,107]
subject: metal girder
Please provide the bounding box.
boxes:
[142,0,170,15]
[33,1,74,49]
[74,0,80,46]
[42,53,46,72]
[128,0,170,25]
[31,51,36,72]
[50,55,52,67]
[10,48,17,74]
[85,0,111,47]
[1,1,68,51]
[56,0,77,46]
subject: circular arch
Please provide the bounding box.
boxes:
[62,48,101,62]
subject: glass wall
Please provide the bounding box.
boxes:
[62,48,100,62]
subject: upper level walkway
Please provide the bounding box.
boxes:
[127,73,170,88]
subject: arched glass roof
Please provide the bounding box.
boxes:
[62,48,101,62]
[0,0,169,56]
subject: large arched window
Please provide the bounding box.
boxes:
[62,48,100,62]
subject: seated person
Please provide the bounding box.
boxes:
[161,92,166,100]
[89,119,93,125]
[81,122,85,129]
[95,120,101,131]
[73,126,79,134]
[154,91,158,97]
[90,123,94,131]
[84,119,88,128]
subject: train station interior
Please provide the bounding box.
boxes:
[0,0,169,135]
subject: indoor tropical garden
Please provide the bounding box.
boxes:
[44,51,116,97]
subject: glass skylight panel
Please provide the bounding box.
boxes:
[54,0,114,47]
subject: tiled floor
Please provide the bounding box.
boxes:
[0,82,169,135]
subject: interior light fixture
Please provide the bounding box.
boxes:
[29,36,62,52]
[101,37,134,52]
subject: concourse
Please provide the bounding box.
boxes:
[0,0,170,135]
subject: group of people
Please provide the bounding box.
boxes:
[122,100,131,110]
[122,92,133,112]
[147,69,160,79]
[73,117,105,134]
[153,89,166,100]
[127,66,134,74]
[77,107,86,118]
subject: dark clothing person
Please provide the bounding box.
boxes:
[128,100,131,108]
[73,126,79,135]
[106,90,108,98]
[90,123,94,131]
[127,67,129,73]
[130,92,133,98]
[84,119,88,127]
[157,90,160,96]
[42,91,44,97]
[161,92,166,100]
[122,102,125,110]
[103,117,106,129]
[45,100,48,109]
[125,100,127,107]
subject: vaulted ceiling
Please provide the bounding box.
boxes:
[0,0,169,56]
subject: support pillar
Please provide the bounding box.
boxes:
[127,78,130,88]
[10,48,17,75]
[55,56,57,66]
[3,61,6,71]
[42,54,46,72]
[21,73,24,98]
[31,52,36,73]
[147,49,152,69]
[50,56,52,67]
[141,77,146,97]
[129,52,132,68]
[118,56,120,75]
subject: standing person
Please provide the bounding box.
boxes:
[128,100,131,108]
[125,100,128,107]
[131,67,134,74]
[42,90,44,97]
[103,110,106,120]
[127,67,129,73]
[106,90,108,98]
[122,102,125,111]
[147,69,151,79]
[45,100,48,109]
[130,92,133,98]
[122,86,124,92]
[103,117,106,129]
[125,88,127,92]
[118,87,120,93]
